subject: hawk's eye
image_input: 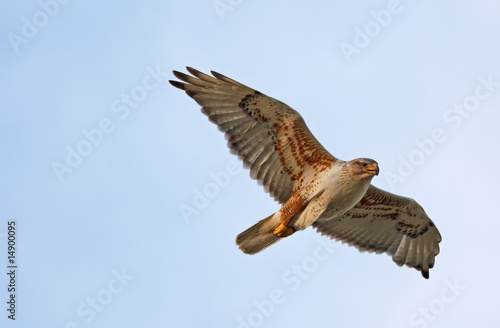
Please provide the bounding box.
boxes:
[362,163,367,167]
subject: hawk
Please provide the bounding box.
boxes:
[170,67,441,279]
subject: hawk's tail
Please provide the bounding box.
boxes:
[236,213,283,254]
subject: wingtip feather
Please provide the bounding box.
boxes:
[173,70,190,81]
[169,80,185,90]
[186,66,202,77]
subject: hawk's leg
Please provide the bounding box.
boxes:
[273,194,308,237]
[274,224,295,237]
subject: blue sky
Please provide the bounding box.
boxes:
[1,0,500,327]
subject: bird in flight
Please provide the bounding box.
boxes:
[170,67,441,279]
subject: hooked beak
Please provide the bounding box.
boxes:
[363,163,379,176]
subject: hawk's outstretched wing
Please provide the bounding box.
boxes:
[313,185,441,278]
[170,67,336,204]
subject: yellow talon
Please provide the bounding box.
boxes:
[273,223,295,237]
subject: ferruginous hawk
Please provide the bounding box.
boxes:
[170,67,441,279]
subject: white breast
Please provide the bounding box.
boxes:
[315,166,373,221]
[292,164,372,230]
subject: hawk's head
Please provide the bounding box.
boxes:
[347,158,379,180]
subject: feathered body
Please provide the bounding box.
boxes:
[170,67,441,279]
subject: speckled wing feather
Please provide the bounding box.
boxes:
[169,67,337,204]
[313,185,441,278]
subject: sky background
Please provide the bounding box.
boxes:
[1,0,500,327]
